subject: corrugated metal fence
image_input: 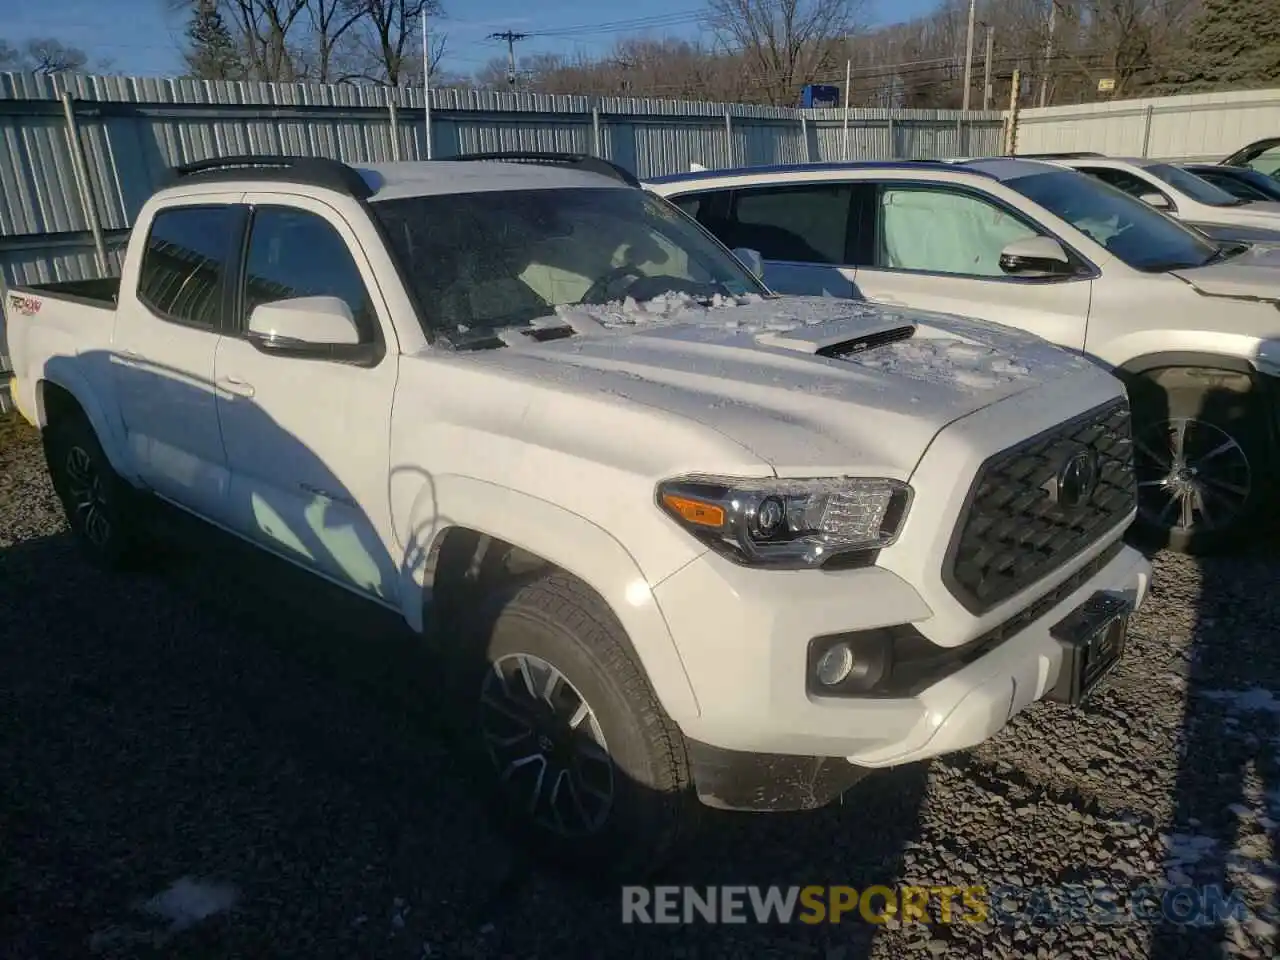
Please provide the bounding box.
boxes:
[1013,87,1280,162]
[0,71,1005,288]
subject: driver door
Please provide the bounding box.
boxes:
[849,182,1092,351]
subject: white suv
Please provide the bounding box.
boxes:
[1039,153,1280,243]
[5,153,1150,878]
[646,158,1280,553]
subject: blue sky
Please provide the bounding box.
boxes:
[5,0,941,79]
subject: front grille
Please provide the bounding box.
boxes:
[944,397,1137,615]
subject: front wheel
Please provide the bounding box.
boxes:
[453,572,698,883]
[1129,373,1271,554]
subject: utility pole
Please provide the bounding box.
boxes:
[1006,66,1022,155]
[982,25,994,111]
[961,0,977,112]
[422,8,432,159]
[1039,0,1057,108]
[488,30,528,90]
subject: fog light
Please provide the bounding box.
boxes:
[815,643,855,686]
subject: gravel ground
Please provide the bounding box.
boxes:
[2,408,1279,959]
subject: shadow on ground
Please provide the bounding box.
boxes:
[0,413,929,959]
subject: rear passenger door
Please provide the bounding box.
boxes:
[668,183,858,297]
[848,182,1092,350]
[113,200,244,522]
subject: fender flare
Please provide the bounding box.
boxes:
[1116,351,1258,379]
[396,472,702,725]
[38,356,138,483]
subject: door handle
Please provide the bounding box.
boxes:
[217,376,256,398]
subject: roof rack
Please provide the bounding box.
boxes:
[448,151,641,188]
[1014,151,1106,159]
[164,155,374,200]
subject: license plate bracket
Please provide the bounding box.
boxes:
[1047,591,1130,706]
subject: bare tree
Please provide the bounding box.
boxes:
[308,0,367,81]
[21,37,89,74]
[705,0,866,105]
[347,0,443,86]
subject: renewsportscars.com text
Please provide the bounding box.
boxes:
[621,884,1254,927]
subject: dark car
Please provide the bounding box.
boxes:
[1221,137,1280,179]
[1180,163,1280,202]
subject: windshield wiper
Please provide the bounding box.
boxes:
[447,322,579,352]
[1200,242,1248,266]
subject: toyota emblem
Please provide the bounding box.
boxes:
[1043,446,1100,508]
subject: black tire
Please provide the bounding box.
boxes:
[449,571,699,884]
[1127,368,1272,555]
[43,412,146,569]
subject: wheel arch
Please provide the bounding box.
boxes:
[395,474,703,726]
[35,366,136,482]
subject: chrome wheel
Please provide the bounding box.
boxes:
[479,653,614,837]
[1134,417,1252,535]
[64,445,110,547]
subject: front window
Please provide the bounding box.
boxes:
[1145,163,1246,207]
[877,187,1039,277]
[371,187,767,343]
[1007,170,1219,272]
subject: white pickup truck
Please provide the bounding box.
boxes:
[4,153,1151,878]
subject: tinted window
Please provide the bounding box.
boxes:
[137,206,238,328]
[728,185,852,264]
[1078,166,1163,201]
[1008,170,1217,272]
[876,186,1040,277]
[1192,169,1274,202]
[1241,145,1280,178]
[242,207,377,342]
[371,187,764,341]
[1145,163,1243,207]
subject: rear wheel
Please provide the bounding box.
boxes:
[1128,368,1272,554]
[450,571,699,883]
[43,413,146,568]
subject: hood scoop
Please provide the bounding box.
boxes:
[754,315,917,358]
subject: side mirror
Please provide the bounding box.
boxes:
[1139,191,1173,211]
[247,295,361,351]
[732,247,765,279]
[998,236,1076,277]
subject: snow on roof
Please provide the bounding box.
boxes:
[356,161,629,201]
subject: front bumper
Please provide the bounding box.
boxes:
[655,536,1151,809]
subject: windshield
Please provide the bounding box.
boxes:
[1146,163,1246,207]
[371,187,766,342]
[1007,170,1220,272]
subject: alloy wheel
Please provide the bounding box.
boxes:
[479,653,615,837]
[1133,417,1252,535]
[64,445,111,547]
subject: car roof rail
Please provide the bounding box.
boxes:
[1015,151,1106,159]
[163,155,374,200]
[448,151,641,188]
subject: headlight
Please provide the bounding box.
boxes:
[656,475,912,568]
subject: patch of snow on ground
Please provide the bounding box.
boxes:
[138,876,238,931]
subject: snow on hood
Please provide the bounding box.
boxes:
[464,293,1100,477]
[1172,242,1280,301]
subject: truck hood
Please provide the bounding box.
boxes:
[460,294,1100,477]
[1172,242,1280,301]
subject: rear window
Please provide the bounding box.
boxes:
[137,206,239,328]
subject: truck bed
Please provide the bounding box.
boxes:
[11,275,121,308]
